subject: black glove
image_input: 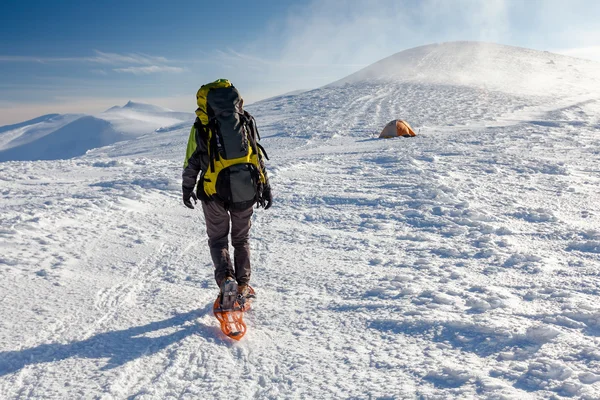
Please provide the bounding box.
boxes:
[260,184,273,210]
[183,191,198,209]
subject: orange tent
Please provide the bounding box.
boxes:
[379,120,416,138]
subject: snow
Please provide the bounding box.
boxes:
[1,41,600,398]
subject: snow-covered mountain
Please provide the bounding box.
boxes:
[1,42,600,399]
[331,41,600,96]
[0,114,83,152]
[0,116,125,161]
[0,101,193,162]
[250,42,600,141]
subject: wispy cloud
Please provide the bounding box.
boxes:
[0,50,183,74]
[0,55,80,63]
[270,0,513,72]
[87,50,169,65]
[114,65,185,75]
[0,50,171,65]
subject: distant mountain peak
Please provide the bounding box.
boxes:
[123,100,140,108]
[103,101,173,114]
[123,101,172,112]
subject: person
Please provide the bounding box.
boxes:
[181,79,272,306]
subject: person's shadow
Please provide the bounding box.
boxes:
[0,304,219,376]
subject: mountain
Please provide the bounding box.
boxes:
[249,42,600,140]
[0,102,193,162]
[121,100,173,113]
[0,114,83,152]
[1,42,600,399]
[0,116,124,161]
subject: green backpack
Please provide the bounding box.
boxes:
[184,79,268,210]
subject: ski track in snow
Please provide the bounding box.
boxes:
[1,79,600,398]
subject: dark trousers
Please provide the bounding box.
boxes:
[201,200,253,286]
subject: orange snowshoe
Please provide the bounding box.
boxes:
[213,284,255,340]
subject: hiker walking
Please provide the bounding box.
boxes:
[182,79,272,304]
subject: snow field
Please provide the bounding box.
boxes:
[1,43,600,398]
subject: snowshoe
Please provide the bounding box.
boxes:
[213,284,255,340]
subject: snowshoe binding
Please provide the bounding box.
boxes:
[236,285,256,311]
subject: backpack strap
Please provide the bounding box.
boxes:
[207,118,221,173]
[257,143,269,160]
[241,112,269,186]
[193,117,209,144]
[244,111,261,141]
[243,113,267,159]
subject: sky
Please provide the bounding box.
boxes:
[0,0,599,125]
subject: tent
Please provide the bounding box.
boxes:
[379,120,416,138]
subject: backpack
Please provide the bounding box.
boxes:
[193,79,268,210]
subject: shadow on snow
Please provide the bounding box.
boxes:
[0,305,217,376]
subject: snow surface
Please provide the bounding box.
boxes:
[1,42,600,399]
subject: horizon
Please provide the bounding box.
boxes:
[1,0,599,126]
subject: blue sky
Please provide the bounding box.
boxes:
[1,0,599,125]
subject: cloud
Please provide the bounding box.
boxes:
[113,65,184,74]
[0,49,186,79]
[87,50,170,65]
[0,50,174,67]
[271,0,513,69]
[0,55,80,63]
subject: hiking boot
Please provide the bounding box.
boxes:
[236,284,255,310]
[219,276,238,310]
[237,284,255,300]
[219,276,235,292]
[237,284,250,297]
